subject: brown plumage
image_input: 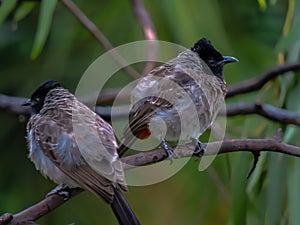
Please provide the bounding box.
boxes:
[23,81,140,225]
[118,38,238,157]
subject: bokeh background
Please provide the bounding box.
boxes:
[1,0,300,224]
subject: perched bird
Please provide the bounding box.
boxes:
[118,38,238,157]
[22,81,140,225]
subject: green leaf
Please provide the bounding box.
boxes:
[287,159,300,225]
[0,0,18,24]
[30,0,58,59]
[257,0,267,11]
[275,20,300,53]
[229,153,249,225]
[284,44,300,225]
[13,2,36,22]
[275,1,300,53]
[265,154,288,225]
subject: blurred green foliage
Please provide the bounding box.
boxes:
[0,0,300,225]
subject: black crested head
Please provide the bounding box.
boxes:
[22,80,61,114]
[191,38,238,78]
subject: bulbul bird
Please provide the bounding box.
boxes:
[22,81,140,225]
[118,38,238,157]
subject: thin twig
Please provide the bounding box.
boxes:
[130,0,157,75]
[60,0,140,79]
[246,152,260,179]
[224,100,300,126]
[227,61,300,97]
[95,88,130,106]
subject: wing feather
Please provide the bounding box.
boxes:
[33,113,117,203]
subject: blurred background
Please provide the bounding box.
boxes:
[1,0,300,224]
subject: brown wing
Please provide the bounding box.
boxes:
[74,101,127,190]
[118,64,175,156]
[33,111,118,204]
[130,96,173,134]
[118,96,173,156]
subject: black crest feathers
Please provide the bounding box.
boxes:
[31,80,61,100]
[191,38,223,63]
[27,80,62,113]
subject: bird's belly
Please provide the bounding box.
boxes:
[28,139,79,188]
[149,102,213,143]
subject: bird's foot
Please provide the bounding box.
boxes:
[46,184,70,200]
[161,140,174,163]
[192,138,206,160]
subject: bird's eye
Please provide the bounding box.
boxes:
[34,97,40,103]
[208,59,215,65]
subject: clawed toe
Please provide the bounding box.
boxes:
[161,140,174,163]
[46,184,70,200]
[192,138,206,160]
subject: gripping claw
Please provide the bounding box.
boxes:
[161,139,174,163]
[192,138,206,160]
[46,184,70,200]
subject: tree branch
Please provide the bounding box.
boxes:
[1,0,157,79]
[59,0,140,79]
[227,61,300,98]
[2,92,300,128]
[2,129,300,224]
[0,214,13,225]
[0,188,83,225]
[130,0,158,75]
[97,100,300,126]
[224,100,300,126]
[121,128,300,168]
[0,94,29,115]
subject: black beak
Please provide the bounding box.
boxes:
[22,99,31,106]
[223,56,239,64]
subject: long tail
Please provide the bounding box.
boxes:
[111,185,141,225]
[117,143,130,157]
